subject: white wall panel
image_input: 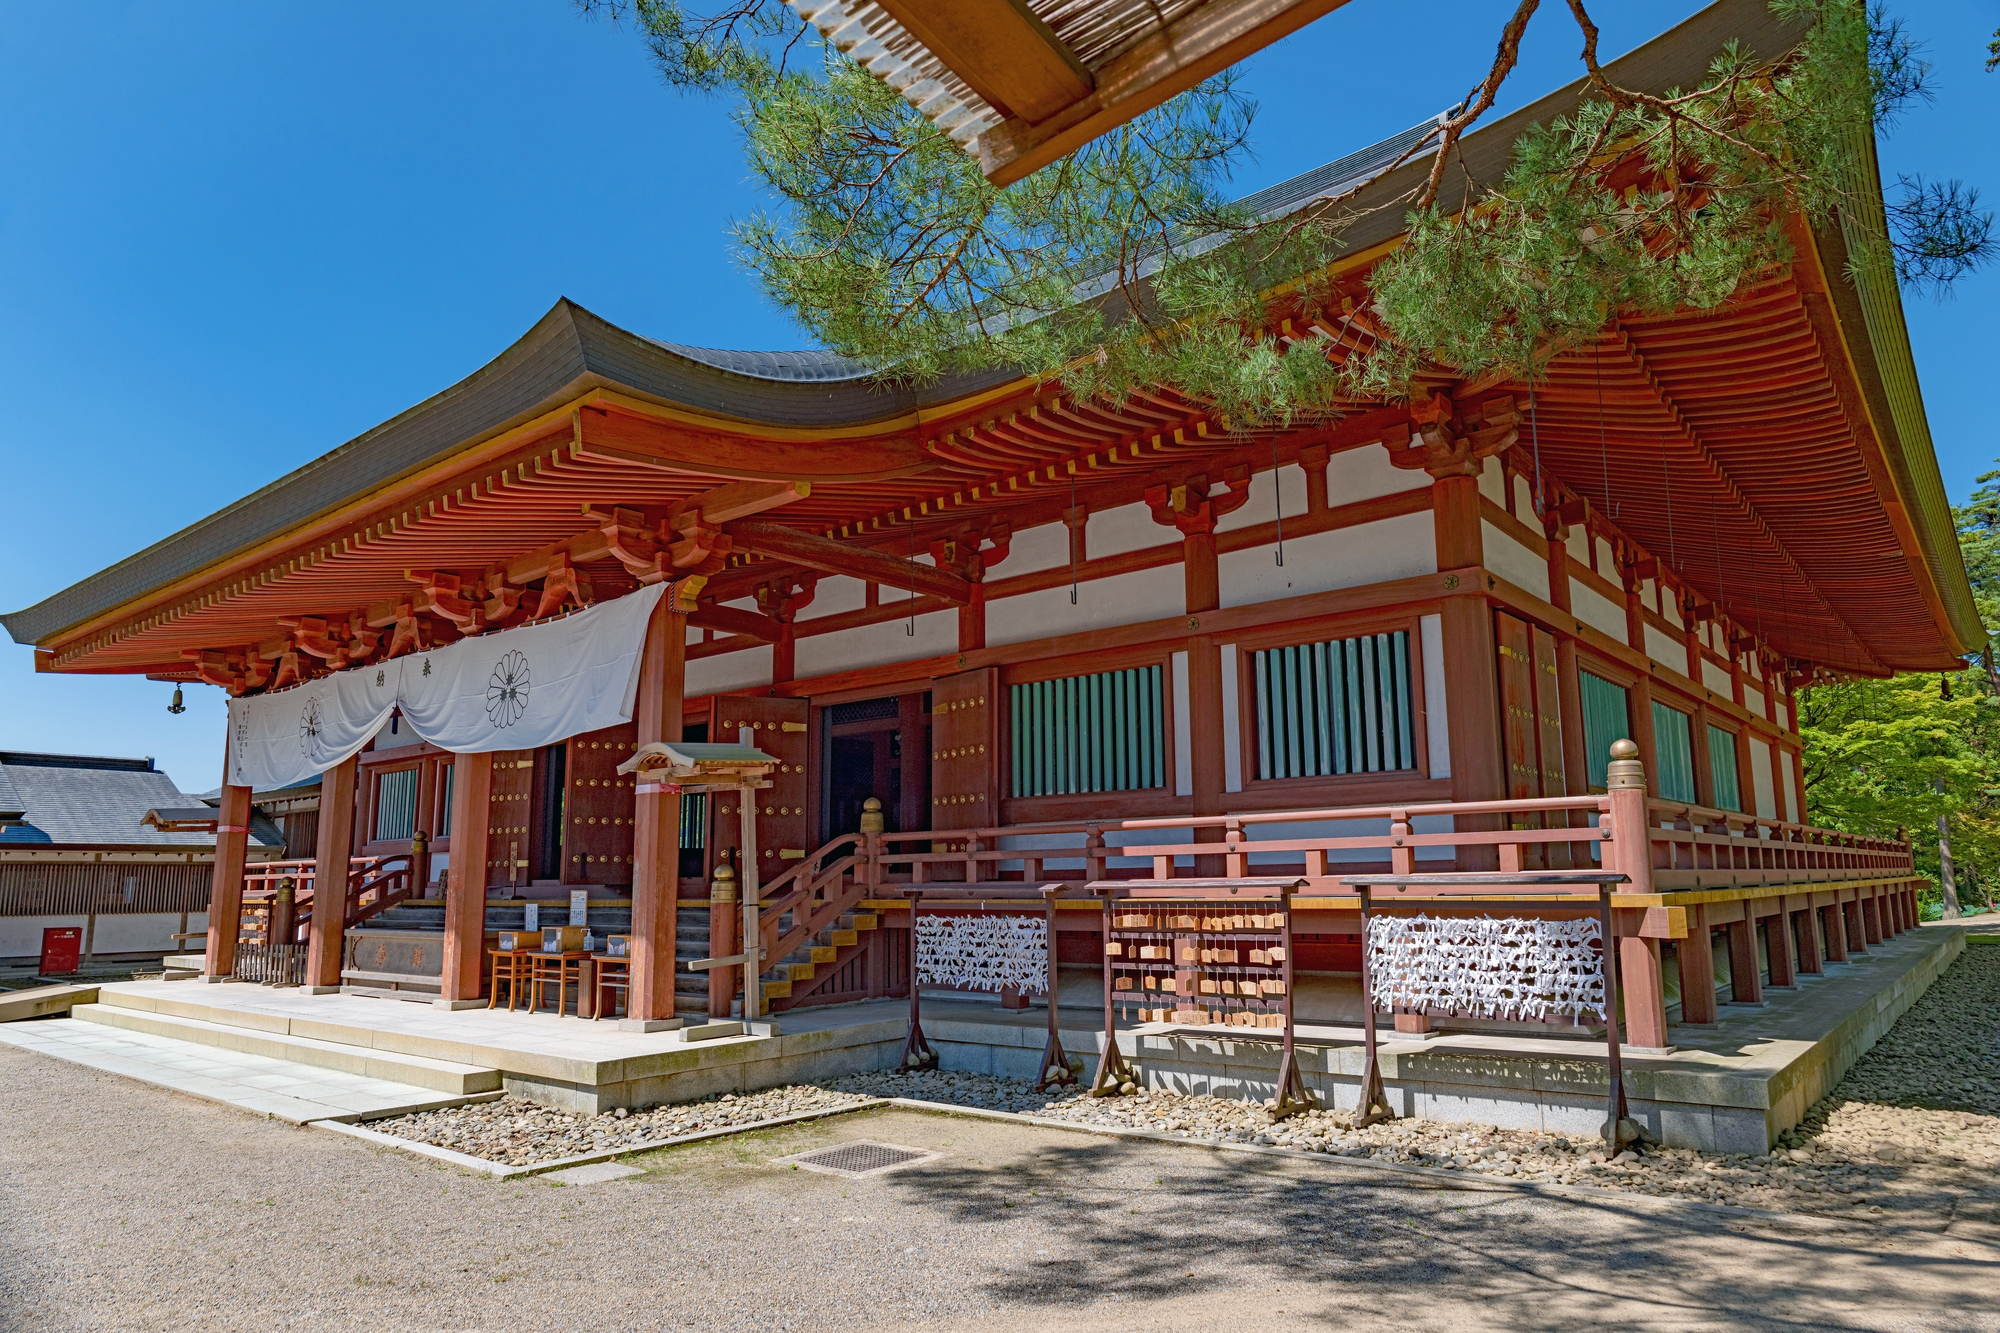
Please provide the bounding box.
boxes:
[1481,521,1550,602]
[985,564,1185,648]
[1089,500,1174,560]
[796,574,867,618]
[1570,580,1627,642]
[1702,659,1734,697]
[1644,624,1690,677]
[793,611,955,682]
[1216,464,1307,534]
[1326,444,1429,506]
[1748,737,1777,818]
[1218,512,1435,609]
[1421,613,1450,779]
[985,516,1070,576]
[685,644,773,698]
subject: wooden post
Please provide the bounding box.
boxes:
[1725,916,1762,1004]
[1183,526,1226,872]
[1690,704,1717,810]
[1842,897,1867,954]
[959,580,986,653]
[628,593,686,1026]
[739,728,765,1024]
[1822,900,1848,963]
[1861,892,1883,945]
[304,753,358,991]
[1795,903,1824,974]
[1677,903,1717,1023]
[438,750,492,1005]
[1619,935,1669,1049]
[1604,739,1666,1046]
[1764,901,1797,987]
[707,863,738,1019]
[203,730,252,981]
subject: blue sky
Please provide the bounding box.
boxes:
[2,1,1994,791]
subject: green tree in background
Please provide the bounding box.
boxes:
[1801,466,2000,917]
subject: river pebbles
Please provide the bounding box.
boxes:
[374,1084,873,1166]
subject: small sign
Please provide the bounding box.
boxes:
[570,889,588,926]
[523,902,540,933]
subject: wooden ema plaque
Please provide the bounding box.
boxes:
[1089,881,1315,1119]
[563,724,638,886]
[707,696,809,882]
[485,749,534,891]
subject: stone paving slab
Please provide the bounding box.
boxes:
[0,1018,499,1125]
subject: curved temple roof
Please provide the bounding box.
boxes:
[3,0,1980,680]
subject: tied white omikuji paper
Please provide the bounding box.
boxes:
[1366,914,1607,1021]
[914,914,1049,994]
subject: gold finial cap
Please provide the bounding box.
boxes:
[1606,738,1646,790]
[859,795,886,834]
[709,862,738,904]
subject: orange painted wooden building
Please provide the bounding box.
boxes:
[3,5,1968,1049]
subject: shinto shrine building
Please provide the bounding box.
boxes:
[1,1,1969,1146]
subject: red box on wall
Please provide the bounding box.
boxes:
[39,927,83,975]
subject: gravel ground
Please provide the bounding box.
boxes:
[5,1047,1995,1333]
[377,1085,874,1165]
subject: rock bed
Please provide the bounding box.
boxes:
[373,1085,874,1166]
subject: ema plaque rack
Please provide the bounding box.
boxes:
[1085,877,1315,1120]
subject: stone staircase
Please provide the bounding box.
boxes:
[759,910,881,1005]
[673,906,713,1018]
[66,989,500,1096]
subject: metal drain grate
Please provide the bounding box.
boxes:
[775,1140,940,1178]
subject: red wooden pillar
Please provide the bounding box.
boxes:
[1842,897,1868,953]
[1725,916,1762,1003]
[629,592,687,1026]
[1620,935,1670,1048]
[1822,900,1848,963]
[203,754,253,981]
[1433,473,1503,869]
[438,750,492,1005]
[1764,900,1797,987]
[1861,892,1883,945]
[304,753,358,991]
[1677,904,1717,1023]
[1795,903,1824,974]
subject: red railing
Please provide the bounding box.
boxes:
[236,855,415,947]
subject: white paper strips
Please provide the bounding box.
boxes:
[914,914,1049,994]
[227,584,666,790]
[1366,914,1606,1021]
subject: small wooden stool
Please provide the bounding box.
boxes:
[591,957,630,1021]
[487,949,535,1010]
[529,951,590,1016]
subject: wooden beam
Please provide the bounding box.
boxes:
[669,479,810,533]
[875,0,1091,124]
[976,0,1352,186]
[691,602,785,643]
[729,521,973,604]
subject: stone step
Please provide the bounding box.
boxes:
[0,983,99,1024]
[0,1017,494,1126]
[69,1002,501,1096]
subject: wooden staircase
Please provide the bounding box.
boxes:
[758,909,883,1004]
[740,832,908,1011]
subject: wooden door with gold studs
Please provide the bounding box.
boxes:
[485,750,535,892]
[930,669,998,836]
[562,724,638,887]
[708,697,811,884]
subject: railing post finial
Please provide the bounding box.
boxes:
[859,796,886,835]
[1605,738,1645,790]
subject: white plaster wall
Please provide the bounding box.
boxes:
[1662,592,1683,629]
[1644,624,1689,677]
[1325,445,1429,507]
[1570,580,1627,643]
[1566,525,1589,568]
[1218,512,1435,609]
[1749,737,1777,818]
[985,516,1070,577]
[1089,500,1175,560]
[0,915,85,961]
[1745,685,1766,717]
[685,644,773,697]
[1512,474,1536,517]
[1221,644,1243,794]
[1781,749,1800,822]
[1481,520,1549,602]
[1172,652,1193,796]
[1595,537,1616,573]
[796,574,867,618]
[1216,464,1307,534]
[1702,659,1734,697]
[1477,456,1505,505]
[90,913,188,954]
[793,611,954,681]
[986,564,1185,648]
[1420,613,1450,779]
